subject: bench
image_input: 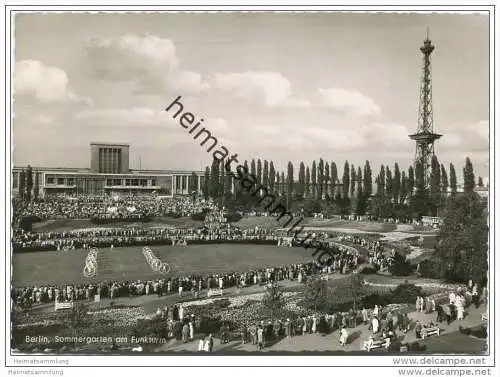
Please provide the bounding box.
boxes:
[362,338,390,351]
[54,301,74,311]
[207,289,223,298]
[421,326,440,339]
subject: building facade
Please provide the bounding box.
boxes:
[12,143,204,198]
[90,142,130,174]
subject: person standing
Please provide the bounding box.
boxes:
[373,305,379,318]
[198,337,205,352]
[339,327,349,346]
[189,320,194,340]
[372,316,379,334]
[208,334,214,352]
[285,319,292,338]
[182,322,189,343]
[257,326,264,350]
[362,308,369,325]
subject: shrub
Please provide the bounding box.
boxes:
[190,212,207,221]
[390,283,423,304]
[224,212,242,223]
[359,266,378,275]
[418,258,442,279]
[360,293,392,308]
[19,215,42,231]
[388,253,414,276]
[198,317,225,335]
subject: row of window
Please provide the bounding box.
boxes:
[46,177,75,186]
[106,179,156,187]
[14,173,201,189]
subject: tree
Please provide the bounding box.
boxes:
[286,162,294,205]
[33,172,39,200]
[324,162,330,199]
[330,162,338,198]
[262,283,285,319]
[430,155,441,216]
[202,167,210,200]
[463,157,475,194]
[356,166,364,214]
[224,168,232,199]
[269,161,276,193]
[219,160,226,199]
[377,165,385,196]
[350,164,356,198]
[209,158,220,200]
[347,273,365,311]
[19,170,25,200]
[263,160,269,189]
[257,159,262,185]
[311,161,317,199]
[342,161,350,199]
[280,172,286,198]
[385,166,393,201]
[363,160,372,198]
[275,173,281,197]
[400,171,408,204]
[478,176,484,187]
[26,165,33,201]
[304,277,328,312]
[318,159,324,200]
[450,163,457,197]
[393,163,401,204]
[408,165,415,198]
[305,166,311,198]
[388,252,414,276]
[250,159,256,179]
[189,172,198,198]
[297,162,306,199]
[435,192,488,286]
[441,164,449,195]
[410,161,429,218]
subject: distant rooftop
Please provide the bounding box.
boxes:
[90,142,130,147]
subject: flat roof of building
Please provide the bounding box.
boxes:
[90,142,130,147]
[12,166,204,174]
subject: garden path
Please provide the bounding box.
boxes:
[155,301,487,353]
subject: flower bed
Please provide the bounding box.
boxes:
[87,306,149,327]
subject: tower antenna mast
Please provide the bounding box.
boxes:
[409,29,442,189]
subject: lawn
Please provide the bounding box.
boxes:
[12,244,317,286]
[416,331,487,354]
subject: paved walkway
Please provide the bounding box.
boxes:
[154,302,486,353]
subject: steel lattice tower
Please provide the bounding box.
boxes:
[409,31,442,188]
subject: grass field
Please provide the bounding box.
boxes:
[13,244,317,286]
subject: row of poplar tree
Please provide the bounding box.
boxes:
[16,165,40,201]
[200,156,483,219]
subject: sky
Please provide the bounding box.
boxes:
[12,12,490,182]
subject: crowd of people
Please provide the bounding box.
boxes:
[12,224,282,251]
[14,195,218,220]
[12,253,360,308]
[147,282,482,352]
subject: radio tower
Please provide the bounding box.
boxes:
[409,29,442,188]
